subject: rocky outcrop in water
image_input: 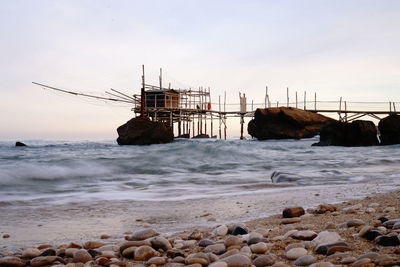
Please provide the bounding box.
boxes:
[15,141,27,147]
[312,120,379,147]
[378,114,400,145]
[193,134,210,139]
[247,107,333,140]
[116,117,174,145]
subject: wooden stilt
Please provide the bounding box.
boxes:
[240,114,244,140]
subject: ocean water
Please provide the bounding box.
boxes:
[0,138,399,206]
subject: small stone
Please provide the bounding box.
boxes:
[281,218,301,224]
[393,221,400,229]
[282,207,305,218]
[100,234,111,239]
[73,250,92,263]
[248,237,268,245]
[185,253,209,265]
[286,248,307,260]
[351,258,371,267]
[67,242,82,249]
[341,257,357,264]
[358,226,374,238]
[375,235,400,246]
[129,228,159,241]
[0,256,25,267]
[121,247,136,258]
[315,242,349,255]
[31,256,64,267]
[65,248,79,257]
[374,254,396,266]
[383,207,395,213]
[291,230,317,240]
[2,234,10,239]
[232,226,248,236]
[147,257,166,265]
[316,204,337,214]
[150,236,172,251]
[283,230,298,239]
[224,236,241,248]
[134,245,158,261]
[378,216,389,223]
[186,264,202,267]
[271,262,291,267]
[312,231,342,246]
[189,230,203,240]
[204,243,226,255]
[83,241,105,249]
[209,262,228,267]
[220,249,239,259]
[221,254,252,267]
[324,223,336,230]
[253,254,276,267]
[199,239,216,247]
[119,240,151,253]
[293,255,316,266]
[309,262,334,267]
[40,248,56,256]
[365,208,375,214]
[22,248,41,258]
[346,219,365,227]
[171,256,185,263]
[364,230,382,241]
[214,225,229,236]
[383,219,400,228]
[285,243,305,251]
[250,242,268,254]
[326,245,352,255]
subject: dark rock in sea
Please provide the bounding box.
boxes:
[232,226,249,235]
[282,206,305,218]
[176,133,190,138]
[378,114,400,145]
[192,134,210,139]
[312,120,379,146]
[116,117,174,145]
[248,107,333,140]
[15,141,27,147]
[375,235,400,246]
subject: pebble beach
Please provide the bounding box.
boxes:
[1,188,399,267]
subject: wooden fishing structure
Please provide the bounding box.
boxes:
[33,66,399,139]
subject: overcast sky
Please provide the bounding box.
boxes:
[1,0,399,140]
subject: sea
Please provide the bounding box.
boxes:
[1,137,399,206]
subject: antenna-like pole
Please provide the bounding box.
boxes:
[141,65,145,118]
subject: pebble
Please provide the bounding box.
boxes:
[293,255,316,266]
[134,245,158,261]
[285,243,305,251]
[309,262,334,267]
[73,250,92,263]
[375,254,396,266]
[282,207,305,218]
[324,223,336,230]
[346,219,365,227]
[393,221,400,229]
[365,207,375,213]
[250,242,268,254]
[364,230,382,241]
[248,236,267,245]
[312,231,342,246]
[2,234,10,239]
[147,256,166,265]
[129,228,159,241]
[375,235,400,246]
[150,236,172,251]
[214,225,229,236]
[281,218,301,224]
[315,242,349,255]
[209,262,228,267]
[351,258,371,267]
[341,256,357,264]
[189,230,203,240]
[316,204,337,214]
[291,230,317,240]
[40,248,56,256]
[199,239,216,247]
[119,240,151,253]
[83,241,105,249]
[65,248,79,257]
[285,248,307,260]
[253,254,276,267]
[219,249,239,259]
[31,256,64,267]
[0,256,25,267]
[326,245,352,255]
[100,234,111,239]
[383,206,395,213]
[22,248,41,258]
[204,243,226,254]
[220,254,252,267]
[383,219,400,228]
[185,252,209,265]
[121,246,136,258]
[358,226,373,238]
[232,226,248,236]
[271,262,291,267]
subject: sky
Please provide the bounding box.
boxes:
[1,0,400,140]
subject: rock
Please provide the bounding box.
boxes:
[15,141,27,147]
[346,219,365,227]
[147,256,166,265]
[224,235,242,247]
[204,244,226,255]
[209,262,228,267]
[150,236,172,251]
[220,249,239,259]
[375,235,400,246]
[83,241,105,249]
[365,208,375,214]
[291,230,318,240]
[309,263,334,267]
[116,117,174,145]
[188,230,203,240]
[351,258,371,267]
[293,255,316,266]
[357,252,380,261]
[214,225,229,236]
[271,262,291,267]
[129,229,159,241]
[282,207,305,218]
[315,242,349,255]
[248,107,333,140]
[232,226,248,236]
[324,223,336,230]
[73,250,93,263]
[134,246,158,261]
[121,247,136,258]
[285,243,305,251]
[326,245,352,255]
[119,240,151,253]
[31,256,64,267]
[22,248,41,258]
[248,237,268,245]
[312,231,342,246]
[2,234,10,239]
[221,254,252,267]
[341,257,357,264]
[285,248,308,260]
[281,218,301,224]
[375,255,396,266]
[364,230,382,241]
[358,226,374,238]
[185,253,209,265]
[40,248,56,256]
[253,254,276,267]
[0,256,25,267]
[383,219,400,228]
[393,221,400,229]
[316,204,337,214]
[378,114,400,145]
[250,242,268,254]
[199,239,216,247]
[313,120,379,146]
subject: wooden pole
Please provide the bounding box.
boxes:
[265,86,268,108]
[314,92,317,111]
[394,102,397,113]
[211,113,213,138]
[344,101,347,122]
[159,68,162,90]
[286,87,289,107]
[303,91,306,110]
[339,97,342,121]
[295,91,298,108]
[140,65,145,118]
[390,101,392,113]
[219,95,222,139]
[240,114,244,140]
[224,91,227,140]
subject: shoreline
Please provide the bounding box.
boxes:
[1,183,398,250]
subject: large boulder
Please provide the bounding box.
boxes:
[378,114,400,145]
[313,120,379,146]
[248,107,333,140]
[116,117,174,145]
